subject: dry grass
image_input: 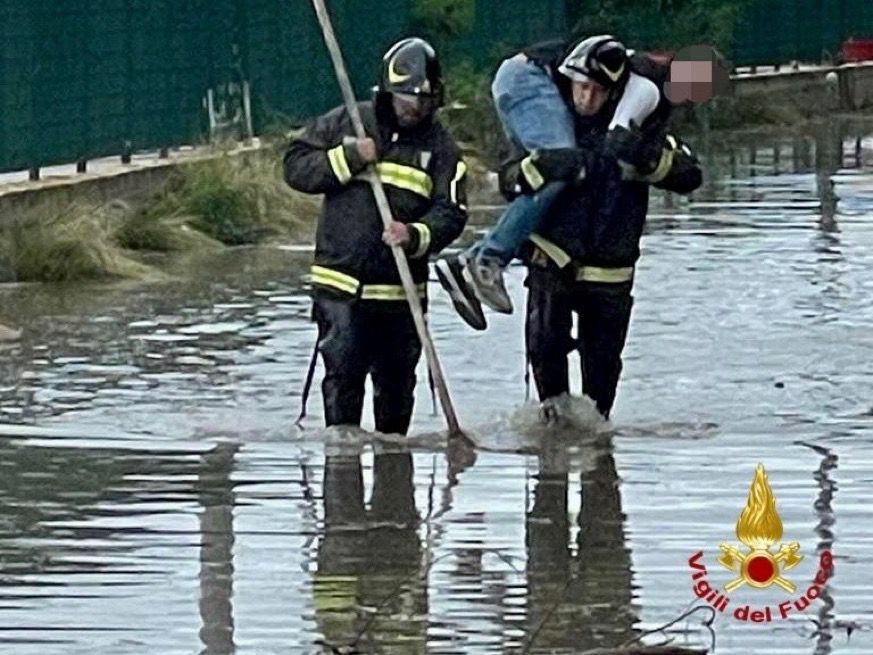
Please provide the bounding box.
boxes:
[121,144,319,250]
[0,144,321,283]
[1,199,154,282]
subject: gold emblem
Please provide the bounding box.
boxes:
[603,62,625,82]
[388,55,411,84]
[718,464,803,592]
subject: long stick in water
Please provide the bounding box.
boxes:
[309,0,464,438]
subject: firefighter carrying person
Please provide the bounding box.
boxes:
[284,37,468,435]
[436,36,721,331]
[438,35,704,419]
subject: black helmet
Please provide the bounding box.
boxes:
[559,35,629,89]
[379,37,444,104]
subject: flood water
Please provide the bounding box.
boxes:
[2,118,873,653]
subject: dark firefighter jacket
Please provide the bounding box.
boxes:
[495,38,701,282]
[283,99,468,309]
[501,128,703,282]
[526,131,702,281]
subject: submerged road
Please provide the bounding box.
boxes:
[1,120,873,653]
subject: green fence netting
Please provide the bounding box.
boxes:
[1,0,872,173]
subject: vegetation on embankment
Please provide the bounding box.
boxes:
[117,143,317,251]
[2,199,154,283]
[0,142,319,283]
[2,63,866,285]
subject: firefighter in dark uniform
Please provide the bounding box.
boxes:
[498,38,704,419]
[284,38,468,435]
[314,449,425,650]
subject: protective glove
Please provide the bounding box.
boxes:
[530,148,591,182]
[604,121,665,176]
[652,135,703,194]
[498,147,592,199]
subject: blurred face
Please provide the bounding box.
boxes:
[391,93,436,127]
[571,79,609,116]
[667,60,714,104]
[666,45,731,105]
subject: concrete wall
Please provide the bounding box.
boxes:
[733,62,873,111]
[0,143,262,224]
[0,166,174,219]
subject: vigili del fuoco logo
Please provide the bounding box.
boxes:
[687,464,834,623]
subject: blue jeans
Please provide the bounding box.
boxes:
[472,56,576,266]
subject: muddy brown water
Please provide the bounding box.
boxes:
[1,120,873,653]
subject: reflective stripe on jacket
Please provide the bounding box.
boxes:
[283,99,468,306]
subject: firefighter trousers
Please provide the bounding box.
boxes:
[525,273,633,419]
[314,295,422,435]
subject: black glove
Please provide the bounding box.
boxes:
[653,135,703,194]
[604,122,665,176]
[498,148,589,200]
[530,148,590,183]
[498,157,523,200]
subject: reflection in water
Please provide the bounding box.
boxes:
[793,134,814,171]
[198,442,238,655]
[524,438,571,651]
[0,248,312,427]
[313,439,640,654]
[0,441,126,580]
[801,441,838,655]
[0,438,236,652]
[314,451,425,654]
[701,116,864,231]
[804,230,846,326]
[524,438,634,652]
[0,440,200,574]
[813,120,845,229]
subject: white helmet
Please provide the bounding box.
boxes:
[558,35,628,88]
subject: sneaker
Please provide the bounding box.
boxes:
[435,255,487,330]
[466,255,513,314]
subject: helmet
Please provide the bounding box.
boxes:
[559,35,629,88]
[379,37,444,104]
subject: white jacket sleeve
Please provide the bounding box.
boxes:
[609,73,661,130]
